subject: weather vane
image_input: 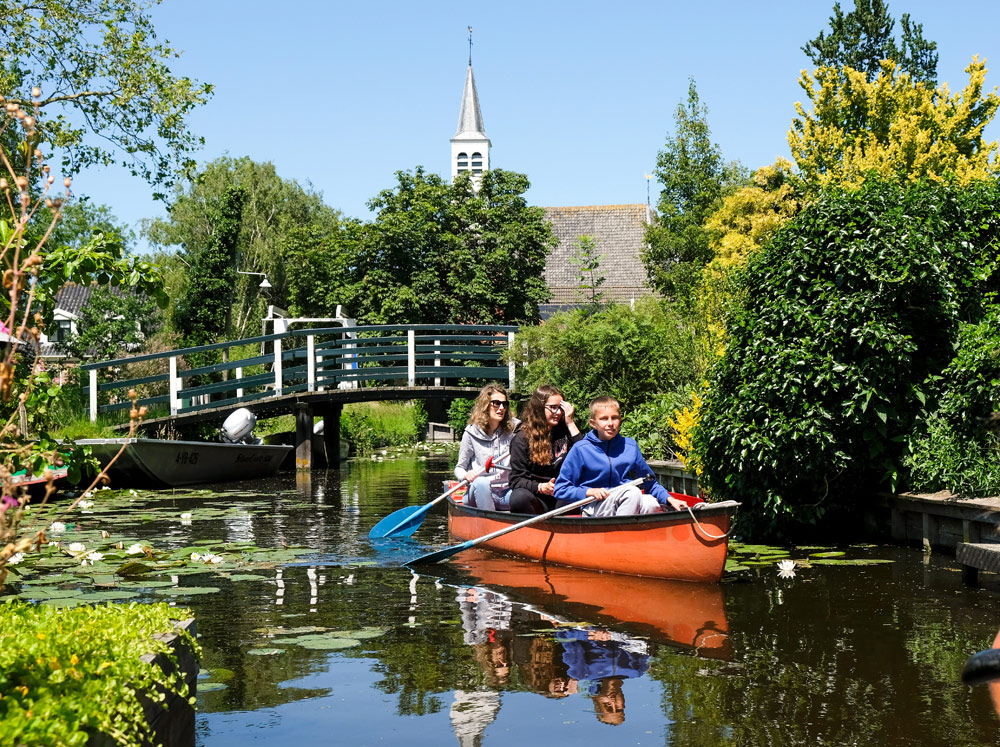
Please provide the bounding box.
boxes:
[468,26,473,65]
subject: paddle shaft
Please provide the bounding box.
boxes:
[407,476,647,565]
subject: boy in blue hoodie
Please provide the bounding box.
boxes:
[554,396,687,517]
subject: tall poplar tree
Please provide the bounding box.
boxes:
[643,79,744,303]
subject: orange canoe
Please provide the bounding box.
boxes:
[445,495,738,583]
[450,553,731,657]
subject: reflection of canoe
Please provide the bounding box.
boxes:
[445,496,737,582]
[450,553,730,658]
[75,438,292,488]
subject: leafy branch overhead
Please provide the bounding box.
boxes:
[0,0,213,198]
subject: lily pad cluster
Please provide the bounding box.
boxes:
[725,542,895,577]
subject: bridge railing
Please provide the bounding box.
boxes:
[80,323,519,423]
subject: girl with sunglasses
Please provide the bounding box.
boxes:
[455,384,517,510]
[508,384,582,514]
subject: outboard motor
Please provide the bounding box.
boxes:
[221,408,262,445]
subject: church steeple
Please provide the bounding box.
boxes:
[451,28,490,184]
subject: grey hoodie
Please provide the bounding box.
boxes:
[454,422,516,491]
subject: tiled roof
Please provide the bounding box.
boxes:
[40,283,139,360]
[542,204,655,305]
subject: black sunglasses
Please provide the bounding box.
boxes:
[489,400,508,409]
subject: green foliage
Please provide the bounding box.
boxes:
[447,398,476,435]
[619,389,692,461]
[173,185,246,363]
[906,304,1000,495]
[59,285,161,362]
[644,79,746,302]
[0,1,212,198]
[802,0,938,84]
[695,178,1000,537]
[340,402,427,455]
[511,298,702,413]
[0,600,197,745]
[146,157,343,335]
[288,167,554,325]
[567,235,606,309]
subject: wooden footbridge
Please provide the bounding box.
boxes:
[80,323,518,468]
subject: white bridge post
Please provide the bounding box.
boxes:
[274,338,283,397]
[407,329,416,387]
[169,356,180,415]
[434,338,441,387]
[508,331,516,390]
[307,334,316,392]
[235,367,244,399]
[89,369,98,422]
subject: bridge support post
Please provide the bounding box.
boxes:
[318,403,342,467]
[294,403,313,470]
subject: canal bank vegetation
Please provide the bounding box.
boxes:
[0,601,197,746]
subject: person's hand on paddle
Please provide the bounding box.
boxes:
[538,478,556,496]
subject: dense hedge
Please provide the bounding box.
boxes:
[695,179,1000,537]
[0,600,197,745]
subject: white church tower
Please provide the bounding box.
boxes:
[451,28,490,185]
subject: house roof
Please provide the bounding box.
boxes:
[542,204,655,305]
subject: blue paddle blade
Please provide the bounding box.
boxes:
[405,540,475,566]
[368,504,431,539]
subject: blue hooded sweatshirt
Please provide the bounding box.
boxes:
[553,430,673,506]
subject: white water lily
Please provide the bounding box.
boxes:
[100,530,110,538]
[68,542,86,553]
[126,543,145,556]
[190,552,201,561]
[79,500,94,509]
[7,552,24,565]
[85,551,104,563]
[776,559,797,579]
[49,521,66,533]
[203,553,223,564]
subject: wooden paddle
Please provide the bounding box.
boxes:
[405,476,648,566]
[368,454,503,539]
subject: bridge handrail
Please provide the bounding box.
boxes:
[83,323,519,423]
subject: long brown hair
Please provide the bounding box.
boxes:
[521,384,563,465]
[467,383,513,434]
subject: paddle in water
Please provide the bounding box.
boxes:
[405,476,648,566]
[368,455,502,539]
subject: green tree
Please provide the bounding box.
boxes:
[644,79,745,302]
[0,0,212,198]
[59,286,160,362]
[146,156,342,336]
[567,235,606,309]
[172,186,246,351]
[803,0,938,84]
[511,298,701,413]
[332,168,553,325]
[693,178,1000,538]
[789,58,1000,195]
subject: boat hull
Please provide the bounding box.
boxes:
[445,498,735,582]
[76,438,292,489]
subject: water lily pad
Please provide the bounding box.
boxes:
[338,627,387,640]
[38,597,87,607]
[117,562,155,576]
[198,682,228,692]
[246,648,285,656]
[203,668,235,682]
[19,587,84,600]
[809,551,846,558]
[810,558,894,566]
[117,580,177,588]
[153,586,222,596]
[286,634,361,650]
[78,590,140,601]
[20,573,76,585]
[226,574,266,582]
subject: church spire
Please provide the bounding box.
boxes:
[451,28,491,184]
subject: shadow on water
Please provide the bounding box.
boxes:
[6,455,1000,745]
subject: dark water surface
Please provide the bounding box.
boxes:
[31,457,1000,745]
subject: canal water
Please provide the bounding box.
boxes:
[10,455,1000,745]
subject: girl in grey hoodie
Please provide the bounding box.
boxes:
[455,384,517,510]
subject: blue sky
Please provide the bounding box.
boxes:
[75,0,1000,246]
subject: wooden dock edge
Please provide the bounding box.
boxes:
[865,492,1000,586]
